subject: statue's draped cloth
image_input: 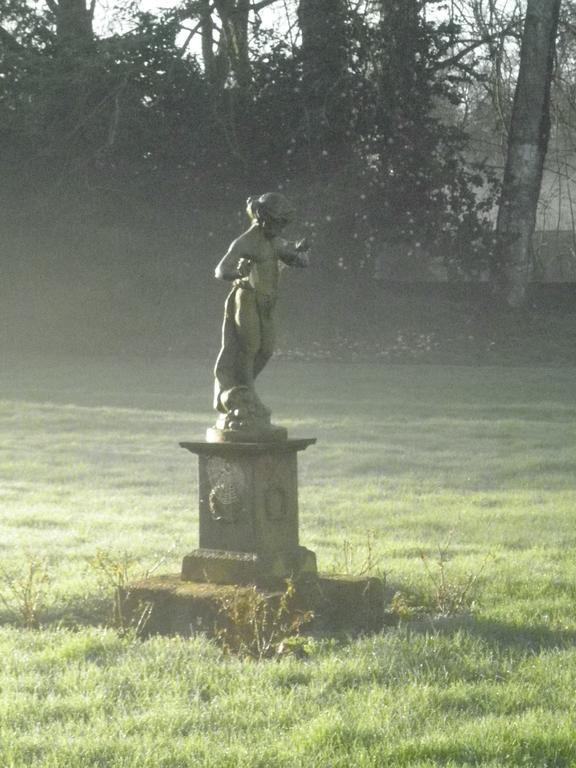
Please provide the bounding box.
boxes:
[214,260,280,415]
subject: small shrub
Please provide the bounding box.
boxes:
[216,580,314,660]
[88,549,154,636]
[419,540,494,617]
[333,530,385,580]
[0,557,51,629]
[388,533,494,622]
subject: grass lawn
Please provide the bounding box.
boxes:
[1,354,575,767]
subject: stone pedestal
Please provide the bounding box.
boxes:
[126,436,385,637]
[179,439,317,586]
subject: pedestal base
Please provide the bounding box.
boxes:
[156,436,385,642]
[179,439,316,586]
[124,573,385,638]
[181,546,317,586]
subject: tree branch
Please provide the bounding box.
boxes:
[251,0,279,12]
[432,24,518,71]
[178,18,204,54]
[433,38,489,69]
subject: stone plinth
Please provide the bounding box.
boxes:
[124,435,387,638]
[124,573,385,638]
[179,439,317,586]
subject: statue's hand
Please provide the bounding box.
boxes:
[295,238,309,253]
[237,258,251,278]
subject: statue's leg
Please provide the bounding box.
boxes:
[253,309,274,379]
[214,288,241,411]
[234,288,261,387]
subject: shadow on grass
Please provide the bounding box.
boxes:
[381,578,576,652]
[2,583,575,657]
[399,613,576,652]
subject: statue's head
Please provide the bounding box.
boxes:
[246,193,295,235]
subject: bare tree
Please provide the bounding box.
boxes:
[182,0,282,94]
[492,0,562,306]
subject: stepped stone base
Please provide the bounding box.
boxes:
[155,435,385,642]
[181,546,317,586]
[124,573,385,638]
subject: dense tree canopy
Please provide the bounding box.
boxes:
[0,0,573,295]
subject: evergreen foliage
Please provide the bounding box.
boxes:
[0,0,501,280]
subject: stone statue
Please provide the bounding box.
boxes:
[208,193,310,442]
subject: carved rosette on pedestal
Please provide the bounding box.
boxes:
[179,439,317,586]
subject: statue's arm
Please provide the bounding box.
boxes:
[276,237,310,268]
[214,239,251,281]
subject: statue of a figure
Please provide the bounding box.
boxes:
[208,193,310,442]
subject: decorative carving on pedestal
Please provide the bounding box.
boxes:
[180,439,317,586]
[206,457,245,524]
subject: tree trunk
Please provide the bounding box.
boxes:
[297,0,349,165]
[200,0,218,87]
[213,0,252,93]
[54,0,94,56]
[492,0,561,307]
